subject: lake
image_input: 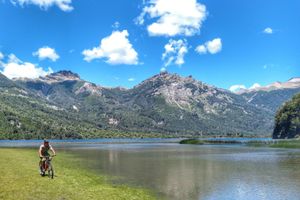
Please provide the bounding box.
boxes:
[1,139,300,200]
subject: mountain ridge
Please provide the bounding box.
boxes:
[1,70,299,139]
[237,77,300,94]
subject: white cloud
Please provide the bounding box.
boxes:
[11,0,73,12]
[33,46,59,62]
[229,85,246,92]
[249,83,261,89]
[263,27,273,34]
[195,44,207,54]
[160,67,167,72]
[136,0,207,37]
[206,38,222,54]
[128,78,135,82]
[8,54,22,63]
[229,83,262,93]
[0,54,53,79]
[112,21,120,29]
[195,38,222,55]
[162,39,188,67]
[82,30,138,65]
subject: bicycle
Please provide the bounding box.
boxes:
[40,155,55,179]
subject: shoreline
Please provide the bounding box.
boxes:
[179,138,300,148]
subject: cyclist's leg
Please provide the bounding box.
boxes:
[40,152,49,175]
[39,157,43,175]
[43,152,50,172]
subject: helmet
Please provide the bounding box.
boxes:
[44,139,49,145]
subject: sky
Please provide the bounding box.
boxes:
[0,0,299,91]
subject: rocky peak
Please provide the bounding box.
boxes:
[49,70,80,79]
[133,72,228,112]
[39,70,81,83]
[136,72,203,89]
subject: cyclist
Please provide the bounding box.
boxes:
[39,139,56,175]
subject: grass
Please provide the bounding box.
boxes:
[0,148,157,200]
[179,138,242,145]
[179,139,204,145]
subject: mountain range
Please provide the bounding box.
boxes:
[0,70,299,139]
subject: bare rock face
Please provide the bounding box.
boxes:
[134,72,235,115]
[39,70,81,83]
[75,82,102,96]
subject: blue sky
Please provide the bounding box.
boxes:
[0,0,299,91]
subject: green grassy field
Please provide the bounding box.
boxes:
[0,148,157,200]
[179,139,243,145]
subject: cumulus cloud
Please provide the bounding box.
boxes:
[0,54,53,79]
[11,0,73,12]
[195,44,207,54]
[162,39,188,67]
[206,38,222,54]
[33,46,59,62]
[195,38,222,54]
[160,67,167,72]
[136,0,207,37]
[229,85,246,92]
[263,27,273,34]
[249,83,261,89]
[82,30,138,65]
[229,83,262,93]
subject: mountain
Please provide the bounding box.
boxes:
[121,72,273,135]
[14,71,272,136]
[1,70,299,139]
[0,71,128,139]
[239,78,300,113]
[238,77,300,94]
[273,93,300,139]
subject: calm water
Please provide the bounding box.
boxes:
[1,139,300,200]
[61,143,300,200]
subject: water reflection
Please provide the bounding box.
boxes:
[63,144,300,200]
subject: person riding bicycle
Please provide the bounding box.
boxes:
[39,139,56,175]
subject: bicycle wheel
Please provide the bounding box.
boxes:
[48,165,54,179]
[39,162,45,176]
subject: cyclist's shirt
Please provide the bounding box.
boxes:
[39,144,52,157]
